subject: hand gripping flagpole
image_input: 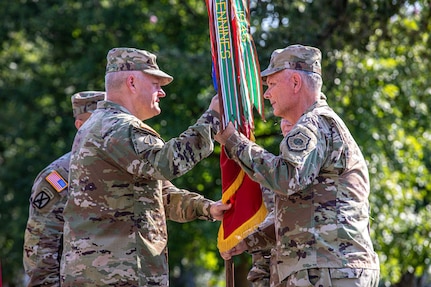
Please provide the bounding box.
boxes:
[205,0,266,285]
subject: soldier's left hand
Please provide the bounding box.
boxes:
[220,240,247,260]
[209,95,220,114]
[210,200,231,221]
[214,122,236,146]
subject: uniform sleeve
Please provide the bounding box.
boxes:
[222,119,327,196]
[23,170,67,287]
[244,211,276,252]
[161,180,214,222]
[261,185,275,212]
[131,110,221,181]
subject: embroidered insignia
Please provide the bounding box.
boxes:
[287,131,311,152]
[45,170,68,192]
[32,187,54,209]
[142,134,159,145]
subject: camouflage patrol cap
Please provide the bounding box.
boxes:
[71,91,105,117]
[261,44,322,84]
[105,47,173,86]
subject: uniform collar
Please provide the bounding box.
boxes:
[96,100,133,115]
[305,92,328,113]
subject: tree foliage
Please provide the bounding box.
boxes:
[0,1,430,286]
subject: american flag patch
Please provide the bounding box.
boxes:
[45,170,68,192]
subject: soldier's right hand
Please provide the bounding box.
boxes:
[210,200,231,221]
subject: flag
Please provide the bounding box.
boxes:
[205,0,266,253]
[45,170,68,192]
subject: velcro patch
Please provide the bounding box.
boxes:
[45,170,68,192]
[132,126,164,155]
[32,187,54,209]
[286,131,311,152]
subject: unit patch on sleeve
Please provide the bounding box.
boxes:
[32,187,54,209]
[286,131,311,152]
[45,170,68,192]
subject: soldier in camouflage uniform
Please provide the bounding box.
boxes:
[248,119,294,287]
[247,186,273,287]
[60,47,230,287]
[215,44,380,287]
[23,91,105,286]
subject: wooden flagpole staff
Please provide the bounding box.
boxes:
[225,258,235,287]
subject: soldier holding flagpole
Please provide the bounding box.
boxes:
[60,47,231,286]
[215,44,380,287]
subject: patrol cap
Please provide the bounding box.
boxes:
[105,47,173,86]
[261,44,322,84]
[71,91,105,117]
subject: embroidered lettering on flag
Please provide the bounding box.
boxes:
[205,0,266,253]
[45,170,68,192]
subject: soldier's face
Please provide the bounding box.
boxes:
[264,70,295,118]
[135,73,166,120]
[280,118,293,136]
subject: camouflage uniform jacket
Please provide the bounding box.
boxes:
[223,95,379,283]
[24,152,70,287]
[61,101,220,287]
[247,186,275,286]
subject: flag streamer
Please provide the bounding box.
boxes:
[205,0,266,253]
[231,0,264,117]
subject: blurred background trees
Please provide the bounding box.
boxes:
[0,0,430,286]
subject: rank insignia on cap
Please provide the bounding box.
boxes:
[45,170,68,192]
[287,131,311,152]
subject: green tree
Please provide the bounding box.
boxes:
[251,1,431,285]
[1,1,430,286]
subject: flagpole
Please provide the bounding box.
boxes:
[225,258,235,287]
[205,0,265,286]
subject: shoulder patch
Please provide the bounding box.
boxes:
[32,187,54,209]
[286,131,311,152]
[45,170,68,192]
[132,125,164,155]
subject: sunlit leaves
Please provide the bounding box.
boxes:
[1,0,431,286]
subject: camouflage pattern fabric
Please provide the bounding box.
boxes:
[224,94,380,285]
[248,121,293,287]
[261,44,322,85]
[23,91,104,286]
[61,100,220,286]
[23,152,71,287]
[248,251,271,287]
[247,186,274,286]
[277,267,380,287]
[105,47,173,86]
[71,91,106,117]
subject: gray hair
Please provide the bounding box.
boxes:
[300,70,323,92]
[105,71,133,92]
